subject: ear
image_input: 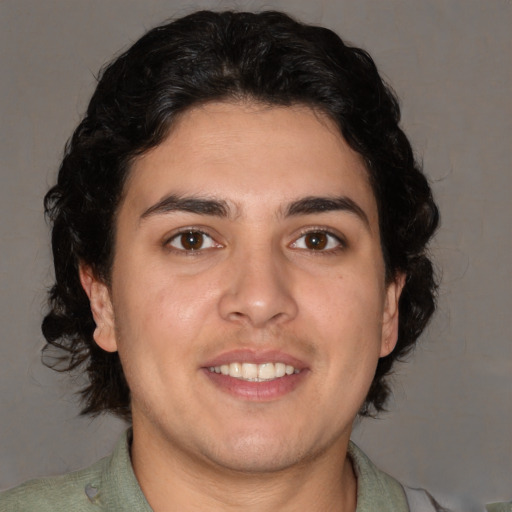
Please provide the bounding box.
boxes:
[79,264,118,353]
[380,272,406,358]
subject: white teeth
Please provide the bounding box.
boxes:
[242,363,258,379]
[209,362,300,381]
[229,362,242,377]
[257,363,274,380]
[275,362,286,378]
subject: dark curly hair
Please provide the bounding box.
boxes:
[42,10,439,420]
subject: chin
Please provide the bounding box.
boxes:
[210,449,302,474]
[200,430,315,474]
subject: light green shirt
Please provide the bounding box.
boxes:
[1,431,410,511]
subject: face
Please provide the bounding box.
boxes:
[83,102,402,474]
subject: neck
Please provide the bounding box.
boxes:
[130,422,357,512]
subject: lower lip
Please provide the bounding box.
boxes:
[202,369,308,401]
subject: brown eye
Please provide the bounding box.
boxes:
[169,231,216,251]
[304,232,328,250]
[291,231,342,252]
[181,232,204,250]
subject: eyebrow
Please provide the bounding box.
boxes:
[140,193,370,229]
[140,194,232,221]
[285,196,370,228]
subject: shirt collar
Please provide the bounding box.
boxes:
[96,431,408,511]
[348,441,409,512]
[97,429,152,511]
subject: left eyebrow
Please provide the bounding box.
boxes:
[140,194,233,221]
[284,196,370,229]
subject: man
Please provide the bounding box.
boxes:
[1,10,442,511]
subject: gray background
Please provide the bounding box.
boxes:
[0,1,510,510]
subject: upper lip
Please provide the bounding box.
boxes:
[202,349,308,370]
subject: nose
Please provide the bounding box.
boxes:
[218,245,298,328]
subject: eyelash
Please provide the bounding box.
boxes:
[163,227,346,254]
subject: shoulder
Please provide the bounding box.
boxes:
[0,430,151,512]
[0,457,107,512]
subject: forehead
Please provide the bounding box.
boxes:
[123,101,377,224]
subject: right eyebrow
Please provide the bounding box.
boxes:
[284,195,371,230]
[140,194,232,222]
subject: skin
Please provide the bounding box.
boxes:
[80,101,404,511]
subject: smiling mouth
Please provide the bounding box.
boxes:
[208,362,300,382]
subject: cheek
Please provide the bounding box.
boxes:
[111,280,195,408]
[111,263,221,359]
[308,269,383,323]
[305,272,385,361]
